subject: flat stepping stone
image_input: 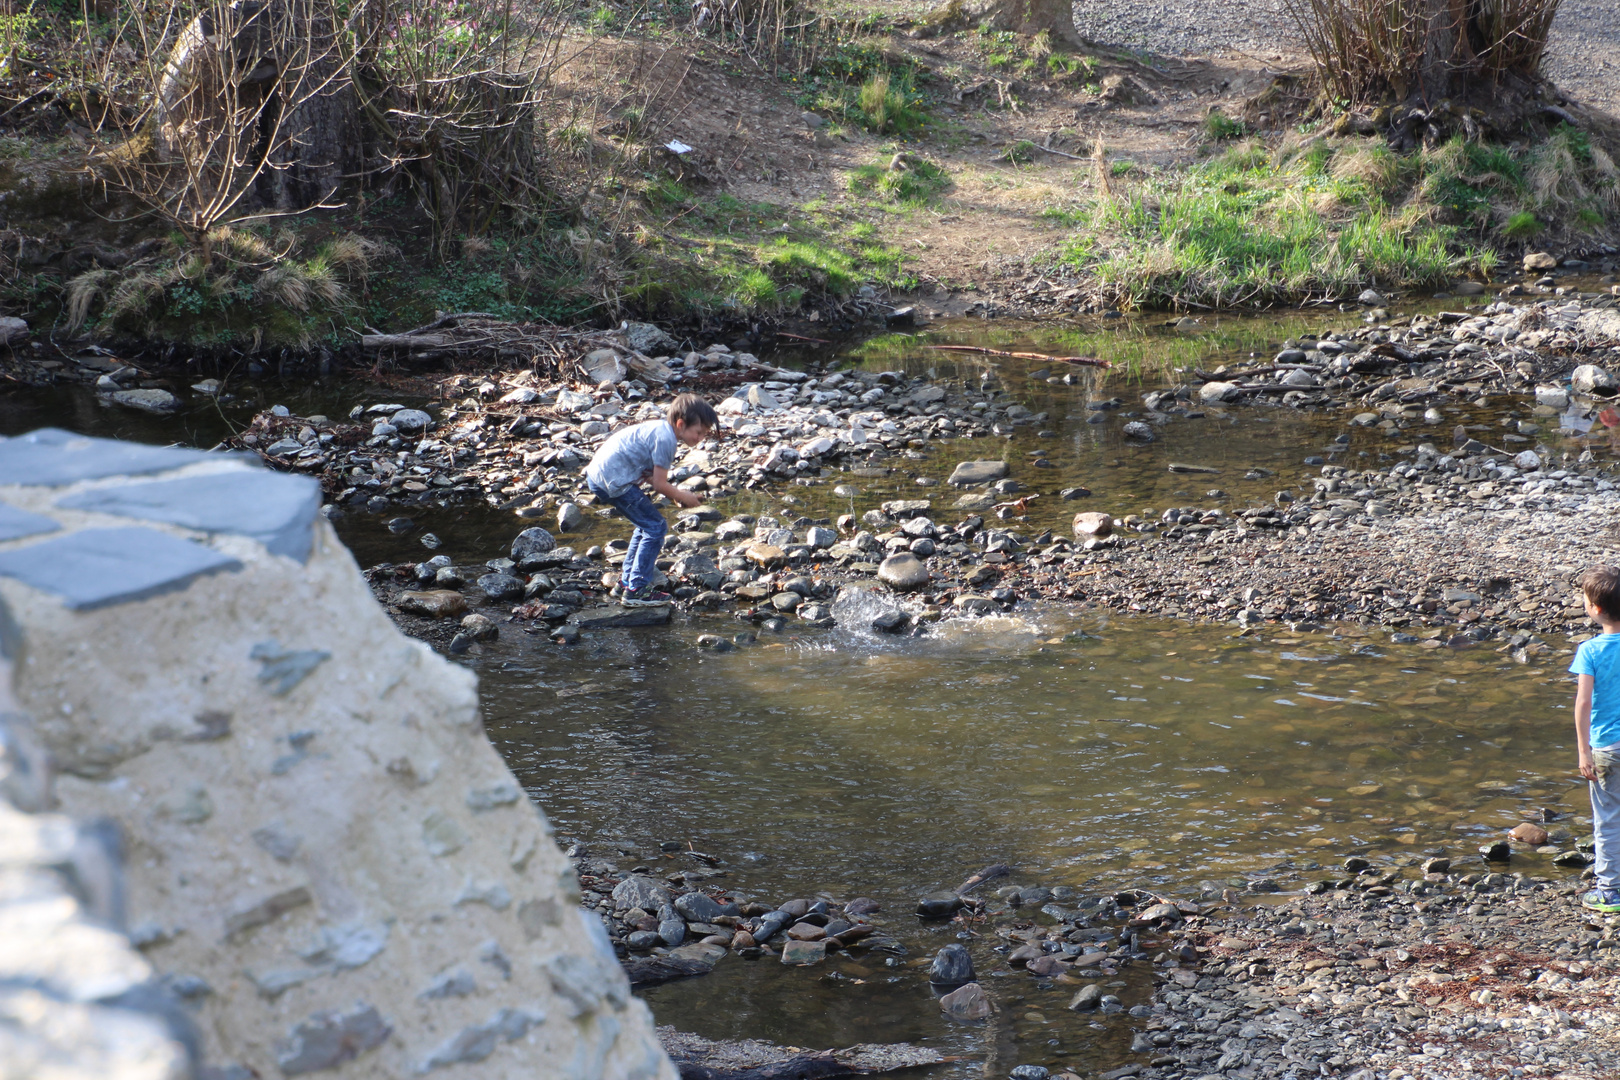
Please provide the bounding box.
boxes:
[0,504,60,543]
[568,605,673,629]
[948,460,1008,486]
[0,428,214,486]
[0,526,241,609]
[57,470,322,562]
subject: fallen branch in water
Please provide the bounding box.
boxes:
[955,863,1012,895]
[923,344,1109,368]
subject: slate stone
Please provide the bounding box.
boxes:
[476,572,525,601]
[510,526,557,560]
[277,1004,392,1075]
[0,503,60,542]
[928,943,974,986]
[0,526,241,610]
[939,981,993,1020]
[569,605,673,628]
[779,939,827,966]
[1068,983,1103,1010]
[466,782,524,812]
[916,893,964,919]
[107,388,181,414]
[627,930,664,950]
[224,886,312,939]
[418,969,477,999]
[613,875,672,912]
[877,553,929,590]
[249,639,331,695]
[947,460,1008,486]
[659,917,687,947]
[57,469,323,561]
[674,892,726,922]
[0,428,217,486]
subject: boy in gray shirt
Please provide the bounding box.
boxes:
[585,394,717,606]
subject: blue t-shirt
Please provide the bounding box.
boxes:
[584,419,676,497]
[1570,633,1620,749]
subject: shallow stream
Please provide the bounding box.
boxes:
[0,308,1599,1077]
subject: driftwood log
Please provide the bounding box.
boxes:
[659,1028,952,1080]
[357,313,673,382]
[622,955,715,989]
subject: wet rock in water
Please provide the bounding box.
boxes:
[1510,822,1549,846]
[846,897,881,916]
[627,930,663,950]
[1343,856,1371,873]
[696,634,732,652]
[659,910,687,947]
[1073,512,1112,538]
[1479,841,1512,863]
[1536,385,1570,409]
[511,527,556,561]
[1422,857,1451,874]
[1135,902,1181,923]
[745,542,786,569]
[397,590,468,618]
[1122,421,1153,440]
[108,388,181,414]
[1009,1067,1049,1080]
[1357,288,1386,306]
[877,553,930,590]
[1523,251,1558,271]
[1068,983,1103,1011]
[1198,381,1239,404]
[1060,487,1092,500]
[928,943,974,986]
[556,502,584,532]
[459,613,498,642]
[948,460,1009,486]
[570,605,672,628]
[1553,849,1593,867]
[1571,364,1618,396]
[477,573,525,601]
[916,893,964,919]
[939,981,994,1020]
[871,610,911,634]
[779,939,827,966]
[673,891,727,922]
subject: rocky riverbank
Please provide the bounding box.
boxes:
[1138,868,1620,1080]
[273,291,1620,658]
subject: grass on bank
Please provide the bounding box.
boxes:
[622,179,915,314]
[1057,127,1617,309]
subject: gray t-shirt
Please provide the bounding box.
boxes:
[584,419,676,497]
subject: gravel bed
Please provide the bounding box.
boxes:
[1132,876,1620,1080]
[1073,0,1619,114]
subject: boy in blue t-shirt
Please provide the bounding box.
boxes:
[1570,565,1620,913]
[584,394,717,607]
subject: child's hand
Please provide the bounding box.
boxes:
[1580,749,1598,782]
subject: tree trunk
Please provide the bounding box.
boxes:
[151,0,362,226]
[936,0,1082,45]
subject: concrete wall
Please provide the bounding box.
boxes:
[0,429,674,1079]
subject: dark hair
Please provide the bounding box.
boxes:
[1583,566,1620,621]
[667,393,717,430]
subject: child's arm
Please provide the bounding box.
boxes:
[647,466,703,509]
[1576,673,1597,781]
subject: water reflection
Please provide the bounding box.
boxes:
[478,609,1583,1072]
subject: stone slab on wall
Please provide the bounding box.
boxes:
[0,429,675,1080]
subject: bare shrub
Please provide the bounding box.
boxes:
[1284,0,1562,107]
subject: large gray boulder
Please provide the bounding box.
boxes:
[0,429,675,1080]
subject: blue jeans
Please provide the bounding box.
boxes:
[588,481,666,592]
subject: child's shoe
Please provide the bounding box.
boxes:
[620,585,672,608]
[1580,887,1620,913]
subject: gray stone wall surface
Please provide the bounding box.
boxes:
[0,429,675,1080]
